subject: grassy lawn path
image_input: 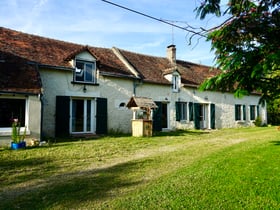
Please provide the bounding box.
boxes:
[0,127,279,209]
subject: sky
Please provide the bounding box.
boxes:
[0,0,225,66]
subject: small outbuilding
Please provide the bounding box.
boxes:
[126,96,158,137]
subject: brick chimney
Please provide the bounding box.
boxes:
[166,44,176,65]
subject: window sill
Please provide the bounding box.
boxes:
[0,128,31,137]
[71,81,99,86]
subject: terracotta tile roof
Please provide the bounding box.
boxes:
[0,27,220,89]
[0,27,134,78]
[0,51,41,94]
[176,60,221,87]
[117,48,220,87]
[118,48,172,84]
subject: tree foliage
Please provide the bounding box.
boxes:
[196,0,280,102]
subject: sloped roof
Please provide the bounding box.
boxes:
[0,51,41,94]
[117,48,220,87]
[0,27,135,78]
[177,60,220,87]
[118,48,172,84]
[0,27,221,90]
[126,96,158,109]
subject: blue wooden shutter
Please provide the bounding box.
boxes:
[250,105,254,120]
[56,96,70,137]
[211,103,215,129]
[243,105,246,120]
[235,104,238,121]
[96,98,107,134]
[175,102,181,121]
[153,102,162,131]
[194,103,200,129]
[189,102,194,121]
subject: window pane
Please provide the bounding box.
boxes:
[235,104,242,121]
[75,61,84,81]
[72,99,84,132]
[250,105,256,120]
[0,99,26,127]
[181,103,187,120]
[85,63,93,82]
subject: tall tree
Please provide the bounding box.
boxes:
[196,0,280,102]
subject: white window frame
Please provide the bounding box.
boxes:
[0,96,29,136]
[179,102,188,121]
[74,59,96,83]
[172,74,180,92]
[70,98,96,134]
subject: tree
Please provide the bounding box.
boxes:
[196,0,280,102]
[267,98,280,124]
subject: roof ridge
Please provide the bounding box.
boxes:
[0,27,83,47]
[0,27,113,52]
[112,47,141,79]
[117,47,167,60]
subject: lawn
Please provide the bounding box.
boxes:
[0,127,279,209]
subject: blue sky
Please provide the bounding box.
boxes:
[0,0,225,66]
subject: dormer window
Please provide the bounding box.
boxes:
[172,74,180,92]
[75,59,96,83]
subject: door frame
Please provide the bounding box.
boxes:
[69,97,96,134]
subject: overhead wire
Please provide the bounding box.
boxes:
[101,0,207,38]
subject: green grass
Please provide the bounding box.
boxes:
[0,127,280,209]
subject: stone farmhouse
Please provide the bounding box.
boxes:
[0,27,267,143]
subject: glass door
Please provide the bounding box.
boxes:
[71,98,94,133]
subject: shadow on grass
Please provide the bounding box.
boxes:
[0,157,56,187]
[43,129,210,143]
[0,159,149,209]
[270,141,280,146]
[154,129,210,137]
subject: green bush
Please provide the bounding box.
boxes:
[254,116,262,127]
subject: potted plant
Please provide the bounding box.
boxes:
[11,119,26,150]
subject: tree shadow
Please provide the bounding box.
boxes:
[0,157,55,187]
[154,129,210,137]
[270,141,280,146]
[0,159,150,209]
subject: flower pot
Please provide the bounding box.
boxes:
[11,141,26,150]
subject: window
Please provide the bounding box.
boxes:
[70,98,95,133]
[172,75,180,92]
[250,105,259,120]
[176,102,188,121]
[235,104,246,121]
[75,60,96,83]
[0,98,26,127]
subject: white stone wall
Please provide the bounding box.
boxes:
[97,75,134,133]
[40,66,266,137]
[40,68,135,137]
[28,95,41,138]
[134,83,266,130]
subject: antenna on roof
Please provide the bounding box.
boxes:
[160,19,190,45]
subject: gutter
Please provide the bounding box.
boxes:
[37,63,74,71]
[0,90,40,96]
[100,71,139,79]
